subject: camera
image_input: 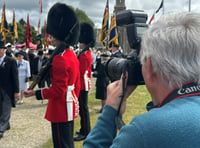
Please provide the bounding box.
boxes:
[105,10,148,85]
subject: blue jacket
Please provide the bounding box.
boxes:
[84,96,200,148]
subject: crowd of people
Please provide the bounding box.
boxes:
[0,38,57,137]
[2,2,200,148]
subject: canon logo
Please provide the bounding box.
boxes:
[178,85,200,95]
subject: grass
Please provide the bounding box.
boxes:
[42,81,151,148]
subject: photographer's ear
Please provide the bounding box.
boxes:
[142,57,155,83]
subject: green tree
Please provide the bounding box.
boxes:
[17,18,37,44]
[75,8,94,27]
[4,18,37,45]
[4,6,95,46]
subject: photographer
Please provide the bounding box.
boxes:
[84,12,200,147]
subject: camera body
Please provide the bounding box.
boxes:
[105,10,148,85]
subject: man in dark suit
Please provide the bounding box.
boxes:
[0,41,19,139]
[110,42,125,58]
[5,44,14,58]
[32,50,48,88]
[28,48,36,80]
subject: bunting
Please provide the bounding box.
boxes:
[25,14,32,48]
[0,2,9,42]
[148,0,163,24]
[108,11,119,50]
[10,9,18,42]
[99,0,109,48]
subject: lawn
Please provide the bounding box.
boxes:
[42,80,151,148]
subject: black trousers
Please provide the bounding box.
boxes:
[38,79,45,88]
[51,121,74,148]
[0,93,11,132]
[79,90,91,136]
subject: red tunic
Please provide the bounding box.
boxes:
[41,48,80,123]
[79,49,92,91]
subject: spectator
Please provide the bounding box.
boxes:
[15,51,31,104]
[5,43,14,58]
[32,50,48,88]
[36,35,43,51]
[0,41,19,139]
[28,48,36,80]
[93,53,110,113]
[110,42,125,58]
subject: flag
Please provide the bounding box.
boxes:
[10,9,18,40]
[25,14,32,48]
[37,0,42,40]
[44,21,50,49]
[37,18,41,36]
[0,2,9,42]
[39,0,42,13]
[99,0,109,48]
[108,11,119,50]
[148,0,163,24]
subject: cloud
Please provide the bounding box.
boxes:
[1,0,200,32]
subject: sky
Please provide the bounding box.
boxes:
[0,0,199,30]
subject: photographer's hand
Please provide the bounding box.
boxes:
[106,73,137,114]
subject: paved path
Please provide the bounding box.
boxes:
[0,97,51,148]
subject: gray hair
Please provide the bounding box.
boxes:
[140,12,200,88]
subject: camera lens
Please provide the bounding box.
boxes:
[106,58,128,82]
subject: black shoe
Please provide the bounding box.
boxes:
[74,134,86,141]
[6,125,10,131]
[0,132,4,139]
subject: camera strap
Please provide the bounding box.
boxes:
[115,68,127,130]
[146,81,200,111]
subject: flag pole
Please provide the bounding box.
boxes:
[189,0,191,12]
[162,0,164,15]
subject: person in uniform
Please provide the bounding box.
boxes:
[24,3,80,148]
[74,23,95,141]
[0,41,19,139]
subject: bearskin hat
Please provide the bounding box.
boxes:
[46,3,80,45]
[79,23,95,47]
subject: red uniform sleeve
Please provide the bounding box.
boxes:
[79,53,88,90]
[75,62,80,97]
[42,55,69,99]
[79,53,88,77]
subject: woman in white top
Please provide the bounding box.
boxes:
[15,51,31,104]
